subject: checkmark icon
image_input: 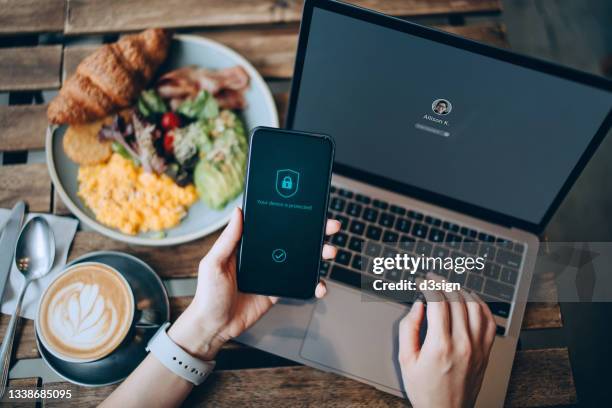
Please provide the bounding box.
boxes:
[272,248,287,263]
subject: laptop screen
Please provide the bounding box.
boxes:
[290,6,612,228]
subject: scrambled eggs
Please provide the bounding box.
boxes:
[78,154,198,235]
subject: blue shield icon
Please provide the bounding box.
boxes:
[275,169,299,198]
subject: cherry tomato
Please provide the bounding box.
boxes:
[163,131,174,155]
[161,112,180,130]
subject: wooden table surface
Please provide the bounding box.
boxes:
[0,1,576,406]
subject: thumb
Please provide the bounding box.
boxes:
[208,207,243,261]
[398,300,425,365]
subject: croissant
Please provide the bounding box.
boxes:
[48,29,171,125]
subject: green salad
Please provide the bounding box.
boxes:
[100,88,248,210]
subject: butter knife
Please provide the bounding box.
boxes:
[0,201,25,299]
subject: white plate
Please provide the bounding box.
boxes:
[46,35,278,246]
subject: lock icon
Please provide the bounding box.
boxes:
[281,176,293,189]
[276,169,299,198]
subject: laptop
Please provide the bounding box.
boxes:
[237,0,612,406]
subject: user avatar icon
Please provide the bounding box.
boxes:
[275,169,300,198]
[432,99,452,115]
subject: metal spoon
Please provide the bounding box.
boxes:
[0,217,55,398]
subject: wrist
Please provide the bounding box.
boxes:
[167,305,226,361]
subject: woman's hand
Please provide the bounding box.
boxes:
[398,274,497,408]
[168,207,340,360]
[101,209,339,407]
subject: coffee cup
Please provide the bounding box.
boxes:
[36,262,135,363]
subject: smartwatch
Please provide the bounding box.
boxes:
[146,322,216,386]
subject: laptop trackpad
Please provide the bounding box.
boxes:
[300,284,408,391]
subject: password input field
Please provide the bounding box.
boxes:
[415,123,451,137]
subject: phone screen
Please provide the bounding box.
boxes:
[238,127,334,298]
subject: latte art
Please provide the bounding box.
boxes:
[38,263,134,362]
[48,282,119,352]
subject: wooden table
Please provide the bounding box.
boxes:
[0,1,576,406]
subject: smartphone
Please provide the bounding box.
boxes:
[238,126,335,299]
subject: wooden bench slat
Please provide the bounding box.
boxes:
[201,26,298,79]
[61,45,98,84]
[203,23,508,78]
[522,302,562,329]
[8,377,40,388]
[169,296,191,322]
[0,316,39,359]
[40,347,574,407]
[353,0,501,16]
[52,190,71,216]
[5,377,41,408]
[0,163,51,212]
[0,0,65,35]
[67,231,218,278]
[0,46,62,92]
[65,0,501,34]
[62,23,507,82]
[44,381,116,407]
[505,348,576,407]
[522,269,562,329]
[0,105,48,152]
[440,22,508,48]
[275,92,289,127]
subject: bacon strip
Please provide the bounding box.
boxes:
[156,65,250,110]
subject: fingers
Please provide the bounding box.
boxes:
[458,290,496,357]
[461,290,484,341]
[317,216,333,296]
[430,273,469,340]
[417,278,450,340]
[325,219,341,235]
[447,295,468,340]
[315,281,327,298]
[472,292,497,350]
[208,207,243,261]
[398,300,425,365]
[323,219,340,259]
[322,244,337,260]
[473,293,495,332]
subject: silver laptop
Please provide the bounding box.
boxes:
[237,1,612,406]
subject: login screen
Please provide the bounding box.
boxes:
[292,7,612,225]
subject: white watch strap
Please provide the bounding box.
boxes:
[146,322,216,386]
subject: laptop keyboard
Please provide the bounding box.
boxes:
[322,185,526,335]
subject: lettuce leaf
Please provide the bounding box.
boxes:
[137,90,167,118]
[177,90,219,121]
